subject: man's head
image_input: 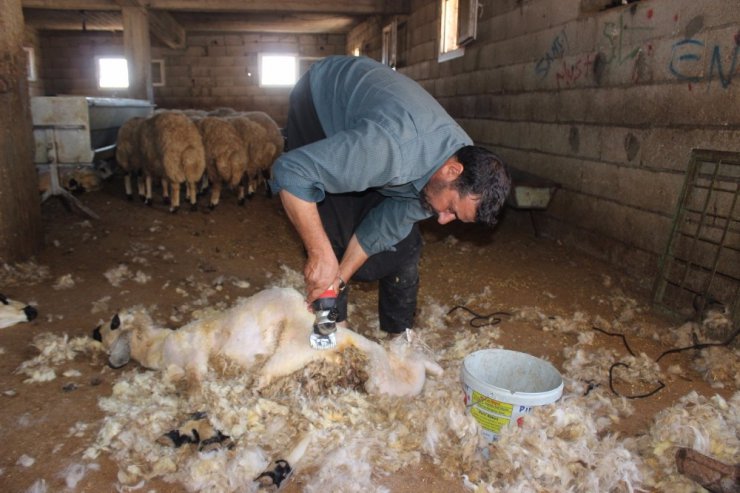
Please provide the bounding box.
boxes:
[421,146,511,225]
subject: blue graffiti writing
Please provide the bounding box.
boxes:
[670,38,739,89]
[535,30,568,79]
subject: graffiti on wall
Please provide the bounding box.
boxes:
[535,29,568,79]
[669,35,740,90]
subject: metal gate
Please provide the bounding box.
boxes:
[653,149,740,329]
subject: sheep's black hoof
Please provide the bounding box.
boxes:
[144,198,152,207]
[255,460,292,487]
[163,197,171,206]
[169,206,179,214]
[139,194,147,202]
[247,193,254,201]
[126,194,134,201]
[208,203,216,210]
[238,198,245,206]
[190,203,198,212]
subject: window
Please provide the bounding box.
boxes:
[439,0,478,62]
[23,47,36,81]
[382,22,397,68]
[97,57,129,89]
[151,59,165,87]
[259,54,298,87]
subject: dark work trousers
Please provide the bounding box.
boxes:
[285,69,422,333]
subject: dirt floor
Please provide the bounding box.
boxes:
[0,174,736,492]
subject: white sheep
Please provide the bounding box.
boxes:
[92,287,443,396]
[115,116,146,201]
[139,111,206,212]
[195,116,248,208]
[0,294,38,329]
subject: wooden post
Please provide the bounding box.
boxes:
[0,0,43,262]
[676,447,740,493]
[121,6,153,102]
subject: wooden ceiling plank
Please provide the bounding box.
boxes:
[23,0,409,15]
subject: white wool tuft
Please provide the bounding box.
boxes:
[0,260,51,287]
[24,479,47,493]
[16,333,103,383]
[53,274,76,290]
[104,264,133,287]
[61,462,99,488]
[17,454,35,467]
[303,439,390,493]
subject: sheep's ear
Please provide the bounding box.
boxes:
[108,331,132,368]
[111,314,121,330]
[92,325,102,342]
[0,294,8,305]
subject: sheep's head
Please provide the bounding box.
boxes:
[92,308,152,369]
[0,294,38,329]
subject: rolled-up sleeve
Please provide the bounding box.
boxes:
[355,198,432,255]
[270,119,405,202]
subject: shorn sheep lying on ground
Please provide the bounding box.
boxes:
[92,286,443,396]
[115,116,146,201]
[139,111,206,212]
[195,116,248,208]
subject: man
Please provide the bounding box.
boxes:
[271,56,510,334]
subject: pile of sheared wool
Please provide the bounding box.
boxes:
[0,260,50,287]
[466,392,644,492]
[692,346,740,389]
[103,264,151,287]
[637,391,740,492]
[16,333,103,383]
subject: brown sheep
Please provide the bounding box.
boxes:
[228,116,275,200]
[115,116,146,201]
[195,116,248,208]
[241,111,284,197]
[139,111,206,212]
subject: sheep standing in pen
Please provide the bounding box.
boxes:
[228,116,273,200]
[92,286,443,396]
[115,116,146,201]
[241,111,284,198]
[139,111,206,212]
[195,116,248,208]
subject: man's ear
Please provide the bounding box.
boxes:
[441,158,463,181]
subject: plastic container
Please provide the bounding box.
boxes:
[461,348,564,442]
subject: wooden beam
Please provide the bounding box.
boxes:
[121,6,152,101]
[148,10,185,49]
[23,0,409,15]
[173,12,359,34]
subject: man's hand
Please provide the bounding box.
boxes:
[279,190,338,303]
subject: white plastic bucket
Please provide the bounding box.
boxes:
[462,349,564,442]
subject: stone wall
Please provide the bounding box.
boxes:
[349,0,740,282]
[36,30,346,125]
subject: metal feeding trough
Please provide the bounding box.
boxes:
[31,96,154,218]
[506,167,560,235]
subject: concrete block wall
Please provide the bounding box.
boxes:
[152,32,346,124]
[350,0,740,283]
[36,30,347,126]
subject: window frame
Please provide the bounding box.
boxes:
[439,0,465,62]
[151,59,165,87]
[23,47,37,81]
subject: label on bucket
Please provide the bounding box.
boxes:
[470,406,510,434]
[470,390,513,417]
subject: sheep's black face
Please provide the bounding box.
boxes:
[0,293,38,329]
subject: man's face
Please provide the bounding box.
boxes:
[421,182,479,225]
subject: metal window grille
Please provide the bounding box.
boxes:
[653,149,740,331]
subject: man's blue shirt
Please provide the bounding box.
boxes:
[271,56,472,255]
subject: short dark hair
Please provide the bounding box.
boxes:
[453,145,511,226]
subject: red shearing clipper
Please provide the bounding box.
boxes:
[308,287,339,350]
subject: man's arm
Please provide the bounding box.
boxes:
[279,190,368,303]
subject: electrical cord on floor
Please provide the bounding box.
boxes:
[447,305,512,328]
[593,322,739,399]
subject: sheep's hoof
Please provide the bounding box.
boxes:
[139,194,147,202]
[144,198,152,207]
[169,206,179,214]
[208,203,216,210]
[238,198,245,206]
[247,193,255,200]
[126,194,133,201]
[190,203,198,212]
[163,197,171,206]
